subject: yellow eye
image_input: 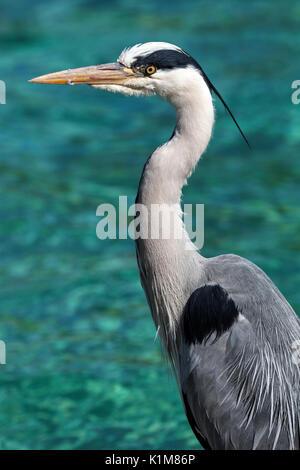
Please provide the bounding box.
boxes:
[145,65,156,75]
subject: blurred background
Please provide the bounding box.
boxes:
[0,0,299,450]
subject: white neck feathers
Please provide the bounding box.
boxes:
[138,71,214,205]
[135,69,214,345]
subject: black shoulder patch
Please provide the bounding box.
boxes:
[182,284,239,345]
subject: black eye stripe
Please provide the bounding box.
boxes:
[132,49,195,70]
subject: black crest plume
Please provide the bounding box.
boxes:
[199,66,251,149]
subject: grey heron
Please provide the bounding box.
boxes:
[30,42,300,450]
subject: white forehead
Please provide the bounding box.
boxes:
[118,42,184,67]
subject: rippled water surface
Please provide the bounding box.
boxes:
[0,0,299,449]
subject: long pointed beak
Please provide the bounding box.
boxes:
[29,62,136,85]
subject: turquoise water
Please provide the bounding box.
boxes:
[0,0,300,450]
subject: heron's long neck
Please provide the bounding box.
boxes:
[135,79,214,348]
[137,81,214,205]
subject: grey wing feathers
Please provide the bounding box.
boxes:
[179,254,300,450]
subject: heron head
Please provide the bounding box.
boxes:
[29,42,209,100]
[29,42,250,146]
